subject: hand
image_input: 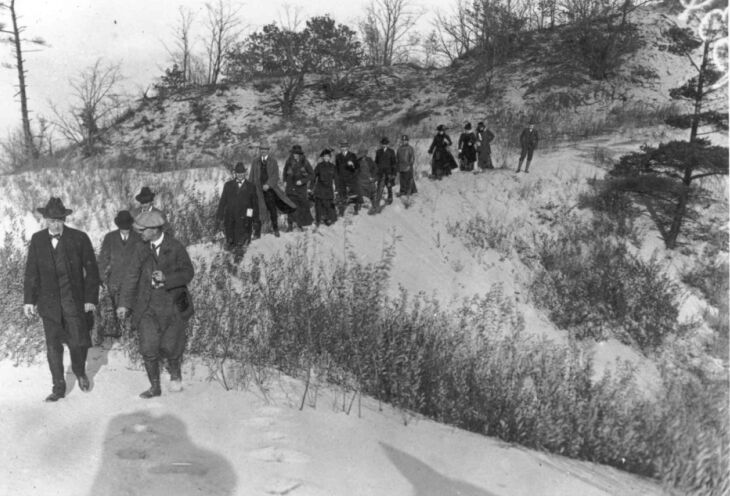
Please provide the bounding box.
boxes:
[263,184,270,191]
[84,303,96,313]
[116,307,129,320]
[23,304,37,319]
[296,180,302,186]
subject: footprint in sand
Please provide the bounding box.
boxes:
[248,446,310,464]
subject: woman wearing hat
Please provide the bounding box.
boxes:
[283,144,314,231]
[427,125,456,180]
[98,210,142,339]
[476,121,496,171]
[311,149,338,226]
[23,198,100,401]
[458,122,477,172]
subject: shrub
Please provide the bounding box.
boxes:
[529,214,681,351]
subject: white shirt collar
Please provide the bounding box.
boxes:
[151,232,165,249]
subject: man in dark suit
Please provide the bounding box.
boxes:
[117,210,194,398]
[98,210,141,339]
[248,141,296,238]
[24,197,100,402]
[517,121,539,173]
[334,141,362,216]
[372,137,397,214]
[216,161,259,252]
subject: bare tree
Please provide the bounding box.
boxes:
[163,6,196,83]
[203,0,244,85]
[432,0,475,63]
[360,0,422,66]
[51,59,124,156]
[0,0,46,159]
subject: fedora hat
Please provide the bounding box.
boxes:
[233,161,247,173]
[290,144,304,155]
[133,210,166,230]
[114,210,134,229]
[464,122,472,130]
[380,137,390,145]
[37,197,72,219]
[135,186,155,204]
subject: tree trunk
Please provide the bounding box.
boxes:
[690,40,711,144]
[9,0,37,159]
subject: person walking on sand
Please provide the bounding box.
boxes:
[311,148,338,227]
[24,197,100,402]
[283,144,315,231]
[98,210,141,340]
[458,122,477,172]
[357,147,377,211]
[249,140,297,238]
[427,125,455,180]
[517,121,539,173]
[396,134,417,197]
[215,162,259,252]
[116,210,195,398]
[476,121,496,172]
[372,137,397,214]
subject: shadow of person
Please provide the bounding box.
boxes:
[381,442,500,496]
[88,411,237,496]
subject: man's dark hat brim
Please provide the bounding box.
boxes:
[290,145,304,155]
[380,137,390,145]
[37,197,72,219]
[234,162,247,173]
[135,186,155,203]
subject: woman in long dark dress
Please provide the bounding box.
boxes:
[458,122,477,172]
[427,124,456,180]
[311,149,338,226]
[283,144,314,230]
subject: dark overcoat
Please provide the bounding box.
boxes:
[477,129,496,169]
[283,155,315,227]
[458,132,478,162]
[216,179,259,244]
[311,161,337,200]
[374,147,397,179]
[428,133,457,171]
[118,234,195,328]
[334,151,360,196]
[520,128,539,150]
[24,227,100,346]
[249,155,297,222]
[98,229,142,297]
[357,156,377,199]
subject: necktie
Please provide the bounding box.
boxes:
[151,243,158,256]
[50,234,60,240]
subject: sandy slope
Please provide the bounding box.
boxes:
[0,348,667,496]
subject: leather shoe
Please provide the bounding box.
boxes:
[77,375,90,392]
[139,386,161,399]
[45,392,64,402]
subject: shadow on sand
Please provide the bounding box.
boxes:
[88,411,237,496]
[381,442,500,496]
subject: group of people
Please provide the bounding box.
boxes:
[216,120,539,252]
[23,188,194,402]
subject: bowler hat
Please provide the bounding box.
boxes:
[319,148,332,157]
[133,210,166,230]
[114,210,134,229]
[464,122,472,130]
[290,144,304,155]
[135,186,155,204]
[380,137,390,145]
[37,197,72,219]
[477,121,485,128]
[436,124,447,131]
[233,161,247,173]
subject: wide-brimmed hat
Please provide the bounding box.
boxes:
[380,137,390,145]
[233,161,247,173]
[135,186,155,204]
[436,124,447,131]
[114,210,134,229]
[133,210,166,230]
[320,148,332,157]
[37,197,72,219]
[290,144,304,155]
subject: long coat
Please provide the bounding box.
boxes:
[334,151,360,196]
[248,155,297,223]
[311,161,337,200]
[477,128,496,168]
[357,156,377,199]
[24,227,100,347]
[283,155,314,227]
[458,132,478,162]
[98,229,142,298]
[374,147,397,180]
[118,234,195,328]
[216,179,259,244]
[428,133,456,172]
[519,128,539,150]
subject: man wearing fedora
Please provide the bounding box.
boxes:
[248,141,296,238]
[517,121,539,173]
[98,210,141,339]
[132,186,156,218]
[396,134,417,197]
[24,197,100,402]
[216,161,259,250]
[117,210,194,398]
[334,141,362,216]
[372,137,397,213]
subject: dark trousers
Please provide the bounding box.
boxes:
[254,189,279,236]
[139,291,187,364]
[399,170,417,195]
[225,219,253,248]
[43,316,89,395]
[337,180,362,215]
[374,176,394,210]
[518,147,535,169]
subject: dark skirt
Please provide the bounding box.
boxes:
[286,185,313,227]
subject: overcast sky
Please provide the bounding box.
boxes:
[0,0,443,140]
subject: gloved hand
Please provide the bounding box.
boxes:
[84,303,96,312]
[23,304,37,319]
